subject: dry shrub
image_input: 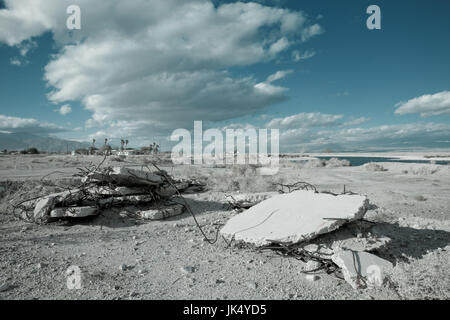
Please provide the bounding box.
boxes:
[410,166,438,175]
[364,163,387,172]
[176,164,283,192]
[325,158,350,167]
[302,158,350,168]
[214,165,286,192]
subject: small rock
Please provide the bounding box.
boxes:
[244,281,258,290]
[129,291,138,297]
[414,195,426,202]
[215,279,225,284]
[119,264,128,271]
[305,275,320,282]
[180,266,195,274]
[36,263,47,269]
[132,236,137,240]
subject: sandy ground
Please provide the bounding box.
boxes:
[0,154,449,300]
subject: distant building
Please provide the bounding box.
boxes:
[113,148,137,156]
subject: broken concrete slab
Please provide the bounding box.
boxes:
[138,204,185,220]
[98,194,154,207]
[25,165,202,224]
[331,249,393,289]
[50,206,98,218]
[220,190,368,247]
[33,189,85,220]
[87,186,148,197]
[155,185,178,198]
[300,223,391,260]
[84,167,164,186]
[33,195,58,220]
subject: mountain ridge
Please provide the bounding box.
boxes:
[0,132,90,153]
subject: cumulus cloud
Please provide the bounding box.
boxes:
[266,70,293,83]
[300,24,324,41]
[395,91,450,117]
[278,122,450,152]
[55,104,72,115]
[267,112,344,129]
[342,117,370,126]
[10,57,22,66]
[0,114,66,134]
[0,0,324,139]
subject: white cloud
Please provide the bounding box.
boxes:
[10,57,22,66]
[266,70,293,83]
[342,117,370,126]
[300,24,324,41]
[17,39,37,57]
[8,39,36,66]
[395,91,450,117]
[55,104,72,115]
[0,0,324,139]
[292,49,316,62]
[278,122,450,152]
[267,112,344,129]
[268,37,290,55]
[0,114,66,134]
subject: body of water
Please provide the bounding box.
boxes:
[296,156,450,166]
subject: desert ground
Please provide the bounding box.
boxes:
[0,153,449,300]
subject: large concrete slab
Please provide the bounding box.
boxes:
[220,190,368,247]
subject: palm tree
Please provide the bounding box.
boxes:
[120,139,125,152]
[102,138,111,156]
[90,138,96,155]
[125,139,129,149]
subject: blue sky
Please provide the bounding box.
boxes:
[1,0,449,151]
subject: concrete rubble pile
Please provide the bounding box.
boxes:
[220,190,394,289]
[17,166,205,222]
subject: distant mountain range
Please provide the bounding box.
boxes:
[0,132,91,153]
